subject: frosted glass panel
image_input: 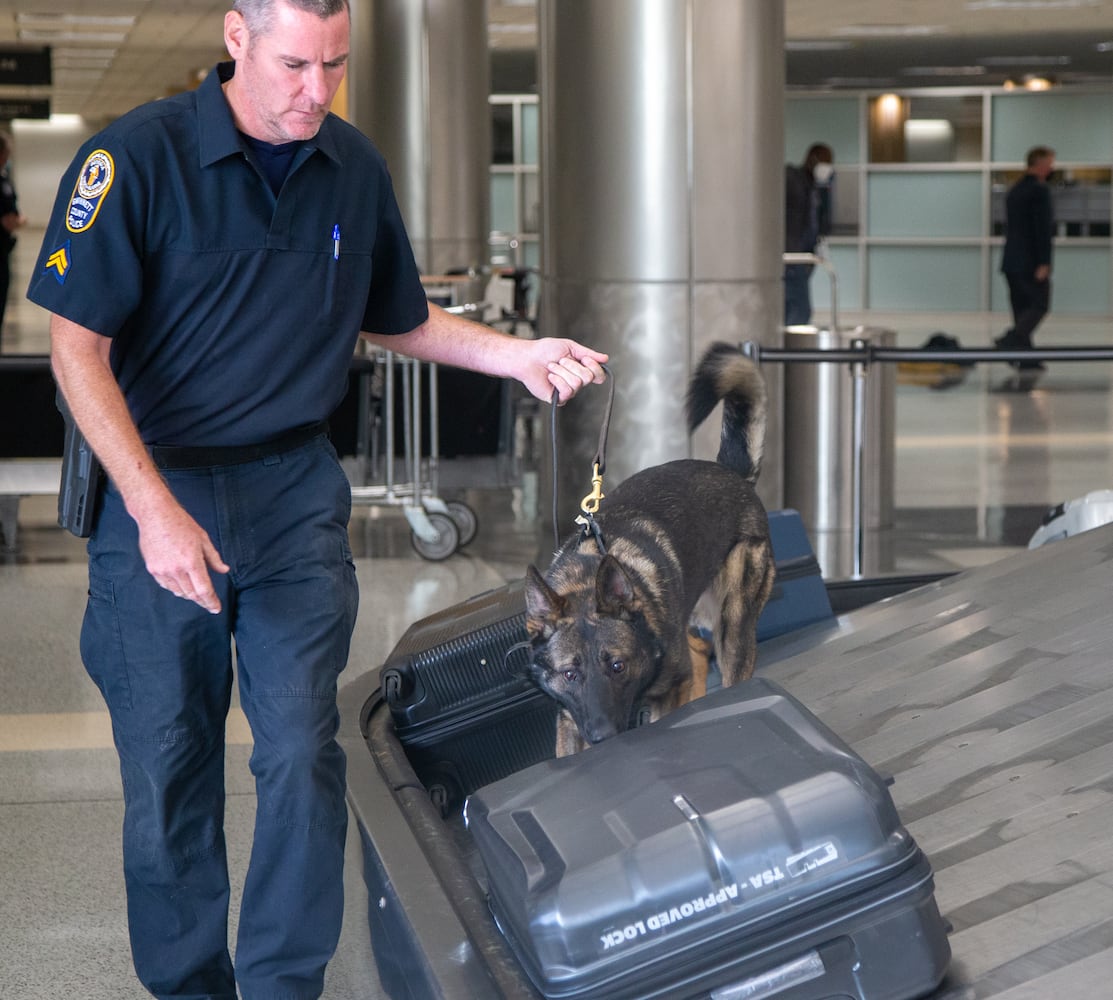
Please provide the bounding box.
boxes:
[826,167,860,237]
[812,244,861,315]
[868,173,983,237]
[521,171,540,233]
[991,244,1111,316]
[521,103,539,165]
[490,173,516,233]
[1035,245,1111,315]
[785,97,860,165]
[992,93,1113,163]
[868,246,982,311]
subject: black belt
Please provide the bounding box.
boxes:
[150,421,329,470]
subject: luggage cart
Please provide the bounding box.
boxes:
[348,309,480,561]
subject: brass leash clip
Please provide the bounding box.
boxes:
[580,462,605,515]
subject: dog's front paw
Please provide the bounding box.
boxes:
[555,709,587,757]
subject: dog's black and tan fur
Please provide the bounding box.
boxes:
[524,342,776,755]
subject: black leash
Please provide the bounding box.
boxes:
[549,362,614,552]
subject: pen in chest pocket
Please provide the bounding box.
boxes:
[326,224,340,310]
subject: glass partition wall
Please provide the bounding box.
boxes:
[785,87,1113,316]
[489,86,1113,317]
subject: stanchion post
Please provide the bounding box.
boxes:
[384,350,396,497]
[849,337,869,580]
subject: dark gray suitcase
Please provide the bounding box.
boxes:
[378,578,558,812]
[465,678,951,1000]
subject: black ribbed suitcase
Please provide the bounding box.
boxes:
[378,579,555,812]
[465,678,951,1000]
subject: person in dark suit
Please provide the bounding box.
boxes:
[995,146,1055,371]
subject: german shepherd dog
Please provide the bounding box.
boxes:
[524,342,775,756]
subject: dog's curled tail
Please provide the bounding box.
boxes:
[685,341,767,483]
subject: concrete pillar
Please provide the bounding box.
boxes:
[538,0,784,531]
[348,0,490,277]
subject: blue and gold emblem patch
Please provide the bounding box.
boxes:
[66,149,115,234]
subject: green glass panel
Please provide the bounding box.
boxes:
[811,245,861,314]
[868,173,983,238]
[490,173,516,233]
[868,246,981,311]
[785,96,860,165]
[521,102,539,165]
[991,244,1112,316]
[991,92,1113,163]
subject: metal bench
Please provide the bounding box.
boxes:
[0,458,62,550]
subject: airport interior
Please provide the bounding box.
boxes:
[2,1,1113,998]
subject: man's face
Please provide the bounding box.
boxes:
[224,2,349,144]
[1034,154,1055,181]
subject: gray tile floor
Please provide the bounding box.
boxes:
[3,227,1113,997]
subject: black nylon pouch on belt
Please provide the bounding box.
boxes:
[150,421,329,470]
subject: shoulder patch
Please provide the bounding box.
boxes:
[45,241,72,284]
[65,149,115,234]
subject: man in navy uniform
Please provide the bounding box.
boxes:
[995,145,1055,371]
[27,1,606,997]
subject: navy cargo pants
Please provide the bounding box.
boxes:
[81,434,358,1000]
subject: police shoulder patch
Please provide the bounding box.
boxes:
[45,241,72,285]
[66,149,115,234]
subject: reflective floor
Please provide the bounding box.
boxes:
[3,227,1113,997]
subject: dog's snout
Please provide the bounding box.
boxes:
[584,719,622,745]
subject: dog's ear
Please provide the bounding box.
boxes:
[595,554,639,618]
[524,564,566,637]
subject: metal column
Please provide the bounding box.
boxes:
[538,0,786,532]
[348,0,490,278]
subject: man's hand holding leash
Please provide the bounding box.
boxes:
[531,340,608,404]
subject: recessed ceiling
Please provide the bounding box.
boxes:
[785,0,1113,90]
[0,0,230,122]
[0,0,1108,123]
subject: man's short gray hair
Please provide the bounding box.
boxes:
[232,0,350,35]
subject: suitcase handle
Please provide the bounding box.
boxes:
[382,668,412,705]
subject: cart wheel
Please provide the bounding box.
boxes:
[445,500,479,547]
[411,512,460,561]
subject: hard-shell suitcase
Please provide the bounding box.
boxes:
[379,578,557,811]
[465,678,951,1000]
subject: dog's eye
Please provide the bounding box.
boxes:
[563,670,579,683]
[610,659,626,675]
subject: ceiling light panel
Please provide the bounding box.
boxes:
[17,30,132,44]
[966,0,1099,9]
[16,13,137,27]
[834,24,947,37]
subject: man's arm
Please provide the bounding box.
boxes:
[1033,184,1053,281]
[51,314,228,613]
[360,303,608,403]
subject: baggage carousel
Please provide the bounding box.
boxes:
[340,523,1113,998]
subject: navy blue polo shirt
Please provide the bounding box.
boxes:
[28,62,429,446]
